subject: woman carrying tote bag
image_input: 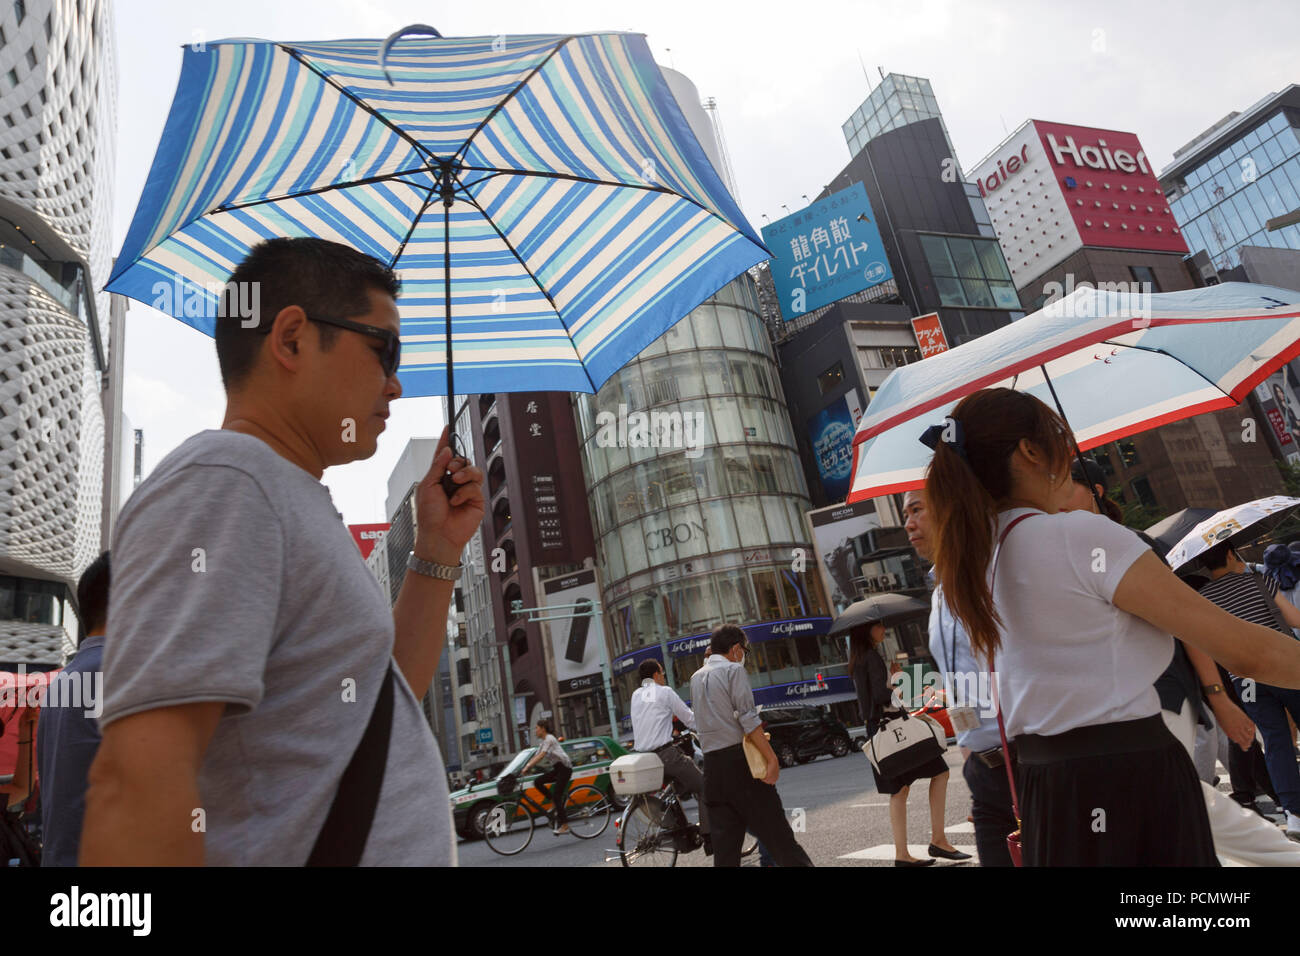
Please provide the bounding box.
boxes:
[923,388,1300,866]
[850,623,967,866]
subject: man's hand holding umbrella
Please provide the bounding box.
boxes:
[413,426,484,567]
[392,426,484,700]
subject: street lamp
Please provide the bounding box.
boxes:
[510,598,619,741]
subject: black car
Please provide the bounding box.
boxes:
[760,705,853,767]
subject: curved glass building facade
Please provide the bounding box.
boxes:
[574,274,847,735]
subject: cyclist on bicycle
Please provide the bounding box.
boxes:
[630,660,711,856]
[520,719,572,835]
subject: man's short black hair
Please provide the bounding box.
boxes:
[216,237,401,389]
[77,550,111,645]
[1202,540,1238,571]
[709,624,749,656]
[536,718,552,735]
[638,659,663,682]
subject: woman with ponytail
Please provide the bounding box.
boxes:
[923,387,1300,866]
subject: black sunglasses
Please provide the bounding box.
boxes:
[304,313,402,378]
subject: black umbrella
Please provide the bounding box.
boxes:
[1144,508,1217,559]
[827,593,931,637]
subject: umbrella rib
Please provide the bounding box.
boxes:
[451,36,578,166]
[457,164,679,196]
[281,46,441,166]
[1098,340,1234,400]
[389,185,439,268]
[209,167,433,214]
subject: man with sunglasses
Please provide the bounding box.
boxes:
[82,237,483,866]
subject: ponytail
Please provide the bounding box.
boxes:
[927,436,1001,665]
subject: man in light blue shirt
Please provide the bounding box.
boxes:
[906,490,1016,867]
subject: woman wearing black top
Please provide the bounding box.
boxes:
[849,622,965,866]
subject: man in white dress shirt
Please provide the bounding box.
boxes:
[631,659,710,853]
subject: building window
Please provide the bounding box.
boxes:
[817,361,844,395]
[1093,448,1115,477]
[1131,476,1158,510]
[13,0,25,24]
[1116,438,1141,468]
[1129,265,1160,293]
[919,233,1017,310]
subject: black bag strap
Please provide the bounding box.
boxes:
[307,662,396,867]
[1249,571,1294,636]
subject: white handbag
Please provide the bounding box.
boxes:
[865,710,946,778]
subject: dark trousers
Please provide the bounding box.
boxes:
[703,744,813,867]
[658,743,709,836]
[1228,738,1278,807]
[535,764,572,826]
[1233,677,1300,817]
[962,753,1016,868]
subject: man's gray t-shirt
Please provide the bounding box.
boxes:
[102,430,453,866]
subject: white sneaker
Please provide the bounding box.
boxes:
[1285,813,1300,840]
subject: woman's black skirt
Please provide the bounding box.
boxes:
[1016,714,1217,866]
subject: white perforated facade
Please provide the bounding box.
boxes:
[0,0,116,667]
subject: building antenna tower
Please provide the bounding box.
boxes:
[701,96,741,206]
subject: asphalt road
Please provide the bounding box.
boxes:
[455,746,977,867]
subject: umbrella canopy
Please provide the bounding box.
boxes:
[827,592,931,636]
[1144,507,1217,559]
[1165,495,1300,572]
[847,282,1300,501]
[107,30,767,398]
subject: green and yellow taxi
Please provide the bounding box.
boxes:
[450,735,630,839]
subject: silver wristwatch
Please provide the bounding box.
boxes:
[407,552,462,581]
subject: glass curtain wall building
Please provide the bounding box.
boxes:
[842,73,958,165]
[573,276,841,733]
[1161,87,1300,272]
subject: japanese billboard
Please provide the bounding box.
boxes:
[910,312,949,358]
[761,181,893,320]
[1254,369,1300,464]
[347,523,389,560]
[806,499,881,615]
[808,392,862,502]
[509,392,592,566]
[541,569,607,695]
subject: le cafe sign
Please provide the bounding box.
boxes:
[978,134,1152,198]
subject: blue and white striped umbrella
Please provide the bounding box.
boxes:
[848,282,1300,502]
[107,28,767,398]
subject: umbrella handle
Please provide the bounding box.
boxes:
[380,24,444,85]
[439,431,467,501]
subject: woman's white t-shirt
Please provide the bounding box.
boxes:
[991,507,1174,738]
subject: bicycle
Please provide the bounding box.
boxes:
[483,771,613,857]
[614,739,760,866]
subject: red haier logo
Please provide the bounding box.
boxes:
[977,144,1031,198]
[1044,133,1150,176]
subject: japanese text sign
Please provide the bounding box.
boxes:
[761,181,893,320]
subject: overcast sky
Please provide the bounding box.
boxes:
[112,0,1300,525]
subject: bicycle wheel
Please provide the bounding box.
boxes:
[741,831,759,858]
[562,785,612,839]
[483,800,535,856]
[617,797,678,866]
